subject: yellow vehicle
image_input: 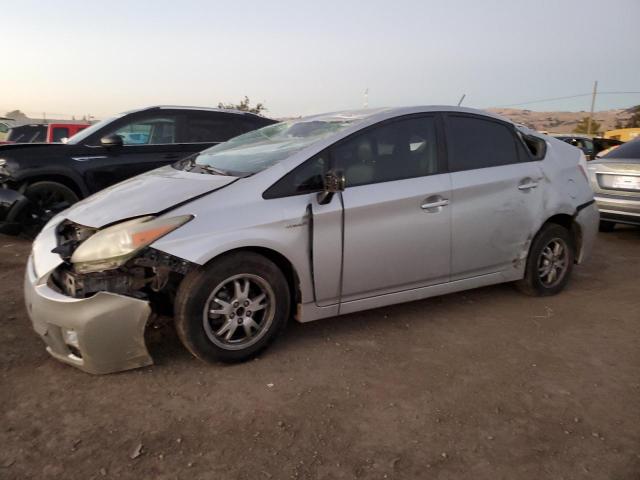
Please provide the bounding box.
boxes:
[604,128,640,142]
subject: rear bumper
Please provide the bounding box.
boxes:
[24,254,153,375]
[594,194,640,226]
[0,186,28,234]
[574,201,599,264]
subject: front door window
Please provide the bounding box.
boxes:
[113,117,176,145]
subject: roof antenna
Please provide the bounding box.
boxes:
[457,94,466,106]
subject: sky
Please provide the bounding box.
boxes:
[1,0,639,120]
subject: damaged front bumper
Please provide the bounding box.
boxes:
[24,225,154,375]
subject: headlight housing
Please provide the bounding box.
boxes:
[70,215,192,273]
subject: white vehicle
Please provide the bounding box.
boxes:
[25,106,599,374]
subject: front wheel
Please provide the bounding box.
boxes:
[516,223,575,296]
[174,251,290,364]
[19,181,79,238]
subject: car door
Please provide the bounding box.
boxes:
[444,113,545,281]
[332,114,451,303]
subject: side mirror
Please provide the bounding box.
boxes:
[100,133,123,148]
[317,170,345,205]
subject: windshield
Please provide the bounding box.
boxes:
[184,117,358,176]
[66,116,120,145]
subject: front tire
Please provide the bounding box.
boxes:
[174,251,290,364]
[516,223,575,296]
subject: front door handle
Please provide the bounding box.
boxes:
[421,197,450,210]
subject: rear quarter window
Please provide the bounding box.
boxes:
[518,132,547,160]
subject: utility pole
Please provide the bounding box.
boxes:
[363,88,369,109]
[587,80,598,135]
[457,94,466,106]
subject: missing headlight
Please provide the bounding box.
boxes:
[50,248,196,299]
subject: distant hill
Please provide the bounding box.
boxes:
[487,107,635,134]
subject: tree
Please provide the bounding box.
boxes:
[573,117,601,135]
[217,96,266,115]
[4,110,29,123]
[623,105,640,128]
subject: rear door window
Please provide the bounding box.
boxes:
[184,113,247,143]
[446,115,519,171]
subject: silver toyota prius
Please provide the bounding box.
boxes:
[24,106,599,374]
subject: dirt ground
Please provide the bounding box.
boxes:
[0,229,639,480]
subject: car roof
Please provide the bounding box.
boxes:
[551,133,593,139]
[295,106,514,125]
[122,105,267,118]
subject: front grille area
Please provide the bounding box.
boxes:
[50,265,148,298]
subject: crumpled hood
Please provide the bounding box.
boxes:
[64,166,237,228]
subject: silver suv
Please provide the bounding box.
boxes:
[24,107,599,374]
[587,138,640,231]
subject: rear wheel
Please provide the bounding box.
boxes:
[19,181,79,237]
[516,223,575,296]
[175,251,290,364]
[598,220,616,232]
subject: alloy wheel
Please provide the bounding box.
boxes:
[202,274,276,350]
[537,238,569,288]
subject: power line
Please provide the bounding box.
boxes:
[493,91,640,108]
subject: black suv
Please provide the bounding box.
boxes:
[0,106,275,235]
[552,134,624,160]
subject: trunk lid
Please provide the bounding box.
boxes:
[592,159,640,195]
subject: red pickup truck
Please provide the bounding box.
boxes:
[0,122,90,144]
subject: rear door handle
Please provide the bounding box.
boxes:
[518,181,539,190]
[421,198,450,210]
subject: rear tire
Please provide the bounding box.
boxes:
[516,223,575,297]
[174,251,290,364]
[19,181,79,238]
[598,220,616,232]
